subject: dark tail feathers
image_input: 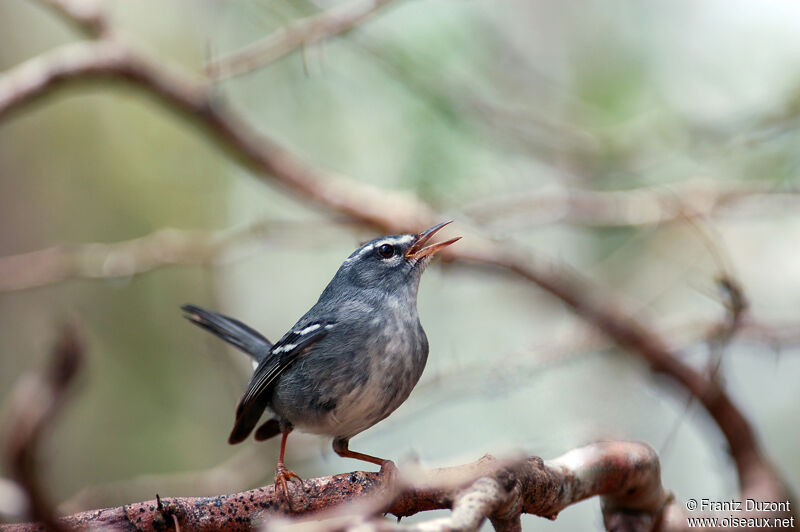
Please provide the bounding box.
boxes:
[254,418,281,441]
[182,304,281,444]
[181,304,272,363]
[227,400,266,444]
[228,411,282,444]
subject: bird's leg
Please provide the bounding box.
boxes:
[332,438,397,478]
[274,427,305,510]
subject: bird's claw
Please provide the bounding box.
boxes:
[379,459,399,486]
[379,459,397,474]
[274,464,307,512]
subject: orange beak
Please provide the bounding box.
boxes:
[405,221,461,260]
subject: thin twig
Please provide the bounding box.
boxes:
[35,0,109,37]
[0,220,361,293]
[0,226,258,293]
[0,38,437,232]
[205,0,402,80]
[463,180,800,229]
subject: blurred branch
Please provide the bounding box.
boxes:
[417,313,800,408]
[347,36,598,159]
[463,180,800,229]
[732,319,800,351]
[205,0,402,80]
[706,276,748,377]
[0,36,436,231]
[0,226,257,292]
[0,222,315,293]
[8,441,682,532]
[457,243,791,508]
[35,0,109,38]
[407,312,800,444]
[0,220,369,293]
[2,324,85,532]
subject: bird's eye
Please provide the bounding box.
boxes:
[377,243,395,259]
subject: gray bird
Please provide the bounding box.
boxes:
[181,221,459,500]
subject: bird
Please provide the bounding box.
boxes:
[181,221,460,504]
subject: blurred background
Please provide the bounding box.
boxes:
[1,0,799,529]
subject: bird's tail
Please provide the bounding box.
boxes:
[181,304,272,363]
[228,400,268,444]
[182,304,282,444]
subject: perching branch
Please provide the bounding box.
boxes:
[4,441,676,532]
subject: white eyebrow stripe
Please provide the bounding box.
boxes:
[343,244,374,263]
[388,235,415,245]
[298,323,321,335]
[343,235,415,263]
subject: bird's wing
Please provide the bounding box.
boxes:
[181,304,273,363]
[228,320,335,444]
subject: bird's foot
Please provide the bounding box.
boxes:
[379,459,397,476]
[274,464,307,512]
[379,459,399,487]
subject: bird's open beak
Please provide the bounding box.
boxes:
[405,220,461,259]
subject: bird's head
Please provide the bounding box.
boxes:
[327,221,460,298]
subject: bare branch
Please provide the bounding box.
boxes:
[0,38,436,232]
[454,247,796,531]
[34,0,109,38]
[3,324,85,532]
[0,221,363,293]
[4,442,675,532]
[0,226,249,292]
[463,180,800,229]
[205,0,402,80]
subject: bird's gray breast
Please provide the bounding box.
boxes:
[269,296,428,439]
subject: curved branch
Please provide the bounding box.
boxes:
[35,0,109,38]
[0,39,437,233]
[3,325,85,532]
[205,0,403,80]
[456,243,778,489]
[3,441,674,532]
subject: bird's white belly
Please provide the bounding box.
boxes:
[293,380,400,438]
[270,305,428,439]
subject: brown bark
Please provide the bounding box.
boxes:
[2,442,672,532]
